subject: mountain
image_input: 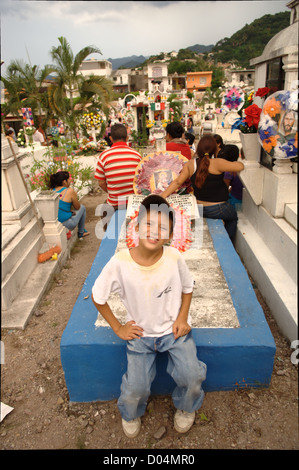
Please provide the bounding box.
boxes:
[108,10,290,71]
[187,44,214,54]
[211,11,290,67]
[107,55,149,70]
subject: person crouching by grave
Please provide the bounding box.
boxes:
[161,135,244,243]
[92,194,207,438]
[49,171,90,240]
[5,129,15,143]
[166,121,192,160]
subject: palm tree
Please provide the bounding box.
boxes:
[1,60,56,126]
[49,36,112,140]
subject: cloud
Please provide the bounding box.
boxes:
[0,0,289,71]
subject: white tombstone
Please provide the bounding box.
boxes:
[1,136,34,228]
[34,190,67,251]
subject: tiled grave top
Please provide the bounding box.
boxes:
[95,219,240,329]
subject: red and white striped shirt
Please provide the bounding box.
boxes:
[95,142,142,207]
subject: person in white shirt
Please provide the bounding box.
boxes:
[33,128,47,146]
[92,194,207,438]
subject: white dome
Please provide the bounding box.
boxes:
[251,22,298,65]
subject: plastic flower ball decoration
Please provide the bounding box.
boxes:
[221,86,245,113]
[258,89,298,159]
[82,112,103,131]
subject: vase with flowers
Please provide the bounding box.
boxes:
[24,124,35,145]
[231,87,270,161]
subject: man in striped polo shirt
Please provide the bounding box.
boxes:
[95,124,142,211]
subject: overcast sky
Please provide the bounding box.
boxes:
[0,1,289,73]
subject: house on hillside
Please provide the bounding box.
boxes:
[186,71,213,93]
[78,58,112,78]
[224,68,255,88]
[111,69,130,93]
[147,63,171,92]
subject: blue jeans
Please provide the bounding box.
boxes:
[62,204,86,237]
[117,332,207,421]
[229,194,242,211]
[203,201,238,241]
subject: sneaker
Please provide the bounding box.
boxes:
[174,409,195,433]
[122,417,141,438]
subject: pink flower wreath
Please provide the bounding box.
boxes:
[126,205,192,253]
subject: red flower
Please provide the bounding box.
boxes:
[244,104,262,129]
[255,87,270,98]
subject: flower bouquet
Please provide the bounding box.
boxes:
[16,129,26,147]
[24,125,34,136]
[231,87,270,134]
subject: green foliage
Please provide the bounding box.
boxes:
[130,129,148,149]
[27,138,94,192]
[212,11,290,68]
[167,94,183,122]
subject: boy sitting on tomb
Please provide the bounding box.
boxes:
[92,194,207,438]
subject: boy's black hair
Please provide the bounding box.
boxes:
[184,132,195,145]
[137,194,175,231]
[165,121,184,139]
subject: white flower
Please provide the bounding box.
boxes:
[258,113,276,131]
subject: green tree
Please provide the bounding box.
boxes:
[1,60,56,129]
[49,36,106,140]
[167,93,183,122]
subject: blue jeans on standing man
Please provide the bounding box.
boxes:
[118,332,207,422]
[203,200,238,241]
[62,204,86,237]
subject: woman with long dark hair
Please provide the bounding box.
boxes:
[161,135,244,242]
[49,171,89,239]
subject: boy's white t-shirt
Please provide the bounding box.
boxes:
[92,246,194,338]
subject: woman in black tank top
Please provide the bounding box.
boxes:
[161,135,244,242]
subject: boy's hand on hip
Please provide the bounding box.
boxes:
[115,321,144,340]
[172,319,191,340]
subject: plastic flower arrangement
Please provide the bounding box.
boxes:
[222,86,245,113]
[231,87,270,134]
[81,112,103,131]
[258,89,298,159]
[28,151,93,192]
[126,205,192,253]
[16,129,26,147]
[74,137,107,156]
